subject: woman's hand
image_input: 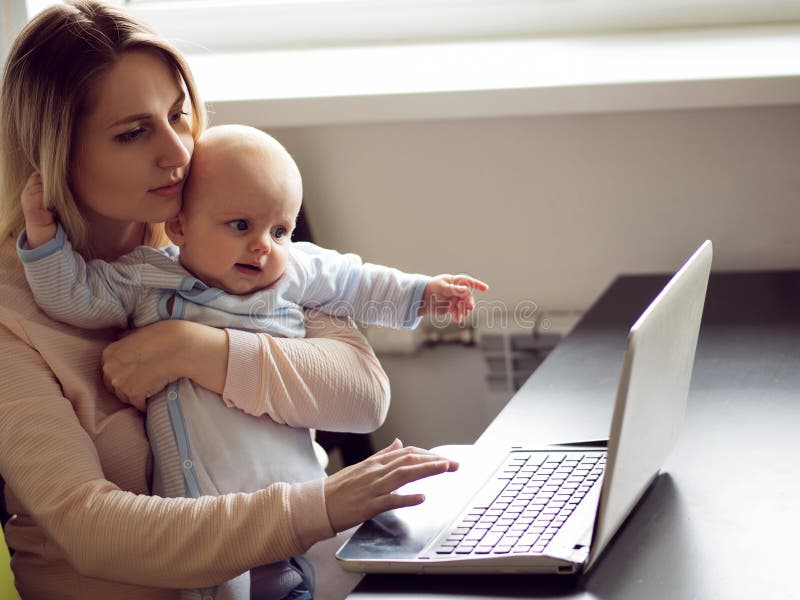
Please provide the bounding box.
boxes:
[101,320,228,410]
[324,439,459,532]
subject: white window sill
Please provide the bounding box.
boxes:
[185,25,800,128]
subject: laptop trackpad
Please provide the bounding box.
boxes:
[337,444,504,561]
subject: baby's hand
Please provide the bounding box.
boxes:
[419,274,489,323]
[20,172,57,249]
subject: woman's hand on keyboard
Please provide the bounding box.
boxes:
[324,439,459,533]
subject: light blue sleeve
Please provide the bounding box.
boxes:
[292,242,431,329]
[17,224,143,329]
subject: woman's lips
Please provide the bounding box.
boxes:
[149,181,183,197]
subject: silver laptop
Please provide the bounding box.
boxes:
[337,240,712,575]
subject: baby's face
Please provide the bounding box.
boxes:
[173,135,302,295]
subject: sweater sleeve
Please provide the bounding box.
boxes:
[222,310,391,430]
[292,242,431,329]
[0,322,333,589]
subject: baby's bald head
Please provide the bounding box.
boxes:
[182,124,302,219]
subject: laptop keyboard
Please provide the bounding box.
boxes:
[432,451,606,556]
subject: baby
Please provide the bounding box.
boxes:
[18,125,487,599]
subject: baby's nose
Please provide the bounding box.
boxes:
[251,233,272,254]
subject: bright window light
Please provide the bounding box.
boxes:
[121,0,800,53]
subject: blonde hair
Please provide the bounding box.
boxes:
[0,0,206,253]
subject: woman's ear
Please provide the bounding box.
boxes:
[164,216,186,247]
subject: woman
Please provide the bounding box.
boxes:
[0,2,457,598]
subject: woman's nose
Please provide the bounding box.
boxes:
[156,127,192,170]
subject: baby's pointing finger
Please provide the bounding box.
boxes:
[452,275,489,291]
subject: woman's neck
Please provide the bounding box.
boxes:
[85,216,147,261]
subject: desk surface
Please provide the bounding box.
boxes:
[350,270,800,599]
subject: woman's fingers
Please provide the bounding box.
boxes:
[379,493,427,512]
[371,443,456,470]
[100,341,154,411]
[373,438,404,456]
[376,459,455,495]
[101,360,144,410]
[325,446,459,532]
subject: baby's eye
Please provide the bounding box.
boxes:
[227,219,248,231]
[273,226,287,239]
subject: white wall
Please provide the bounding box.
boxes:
[0,0,28,68]
[265,105,799,448]
[270,105,800,313]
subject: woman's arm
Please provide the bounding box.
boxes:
[102,310,391,432]
[0,323,309,588]
[223,309,390,431]
[0,322,454,589]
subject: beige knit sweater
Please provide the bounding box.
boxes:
[0,234,390,599]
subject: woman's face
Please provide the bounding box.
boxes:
[70,49,194,225]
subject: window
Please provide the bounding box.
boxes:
[121,0,800,53]
[13,0,800,128]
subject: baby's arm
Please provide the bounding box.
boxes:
[20,172,57,249]
[294,242,431,329]
[294,243,488,328]
[17,225,139,329]
[18,176,143,330]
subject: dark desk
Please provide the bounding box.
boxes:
[350,271,800,599]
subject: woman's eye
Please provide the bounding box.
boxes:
[273,226,287,239]
[170,110,189,124]
[227,220,248,231]
[116,128,145,144]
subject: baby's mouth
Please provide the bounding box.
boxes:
[235,263,263,273]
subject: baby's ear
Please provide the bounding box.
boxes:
[164,216,185,247]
